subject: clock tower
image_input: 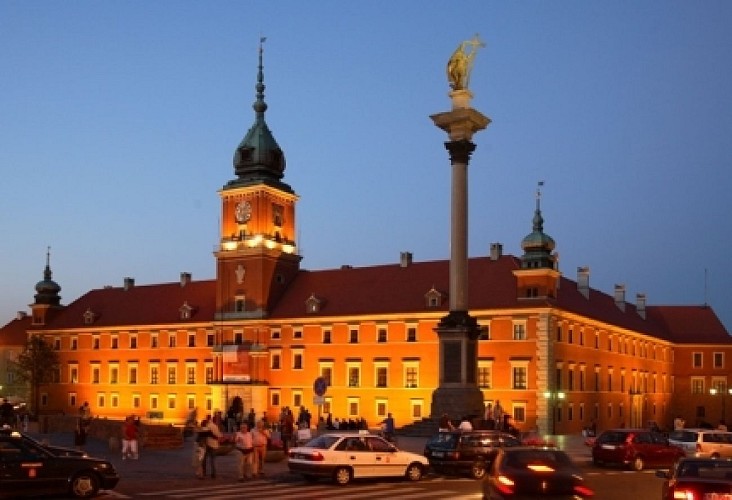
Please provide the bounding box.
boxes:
[214,40,301,320]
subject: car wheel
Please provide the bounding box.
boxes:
[405,463,423,481]
[470,461,487,480]
[70,471,100,498]
[333,466,352,486]
[631,456,644,471]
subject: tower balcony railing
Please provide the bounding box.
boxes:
[215,233,296,254]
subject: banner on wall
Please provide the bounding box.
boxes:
[222,344,251,382]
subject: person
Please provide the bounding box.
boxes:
[381,413,395,442]
[234,422,254,482]
[121,415,139,460]
[483,402,494,430]
[200,415,222,479]
[74,417,87,450]
[247,409,256,429]
[674,415,685,430]
[438,413,455,432]
[280,408,294,454]
[458,416,473,431]
[493,401,504,430]
[718,420,728,431]
[0,399,14,428]
[252,420,270,477]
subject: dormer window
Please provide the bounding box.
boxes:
[305,294,322,314]
[180,301,194,320]
[424,287,444,308]
[83,308,96,325]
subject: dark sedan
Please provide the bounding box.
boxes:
[483,447,594,499]
[0,429,119,498]
[655,457,732,500]
[0,427,87,458]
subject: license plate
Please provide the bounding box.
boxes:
[431,451,444,458]
[601,444,616,450]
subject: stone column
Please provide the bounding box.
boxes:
[430,90,490,421]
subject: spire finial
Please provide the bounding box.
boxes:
[254,36,268,119]
[536,181,544,211]
[44,246,52,280]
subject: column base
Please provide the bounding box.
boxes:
[430,386,485,422]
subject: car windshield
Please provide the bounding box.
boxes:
[668,431,699,443]
[302,435,340,450]
[678,461,732,480]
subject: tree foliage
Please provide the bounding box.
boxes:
[8,335,59,415]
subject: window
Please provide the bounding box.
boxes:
[478,359,492,389]
[479,324,490,340]
[319,363,333,386]
[93,336,100,350]
[235,295,245,313]
[579,330,584,346]
[187,395,196,410]
[97,393,105,408]
[377,328,387,343]
[132,394,141,409]
[595,332,599,349]
[271,353,281,370]
[71,337,78,350]
[168,333,177,348]
[293,391,303,408]
[512,322,526,340]
[270,390,280,407]
[293,330,303,339]
[150,394,159,410]
[410,399,423,419]
[205,365,213,383]
[349,329,359,344]
[376,399,388,419]
[693,352,703,368]
[375,365,388,388]
[568,329,573,344]
[111,393,119,408]
[347,397,360,418]
[511,361,528,389]
[714,352,724,369]
[234,332,243,344]
[555,366,563,390]
[207,332,215,346]
[167,366,176,384]
[111,336,118,349]
[711,378,727,393]
[293,351,303,370]
[150,366,159,385]
[579,368,586,391]
[607,372,613,392]
[92,365,100,384]
[556,326,562,342]
[110,365,119,384]
[188,333,196,348]
[187,366,196,384]
[404,362,419,388]
[512,402,527,423]
[270,330,281,340]
[69,393,77,408]
[168,394,176,409]
[322,330,331,344]
[348,365,361,387]
[54,337,61,350]
[130,335,137,349]
[691,377,705,394]
[129,366,138,384]
[69,365,78,384]
[151,333,159,348]
[406,327,417,342]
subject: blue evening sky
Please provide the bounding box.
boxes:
[2,1,731,331]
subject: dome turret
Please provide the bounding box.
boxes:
[520,183,557,269]
[34,247,61,306]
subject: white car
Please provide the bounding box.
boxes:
[288,431,429,485]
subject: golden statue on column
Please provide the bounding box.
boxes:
[447,34,486,91]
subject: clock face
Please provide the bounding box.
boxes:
[235,201,252,223]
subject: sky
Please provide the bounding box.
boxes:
[1,1,731,332]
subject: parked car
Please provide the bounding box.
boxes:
[287,431,428,485]
[591,428,685,471]
[424,430,522,479]
[0,428,119,498]
[655,457,732,500]
[668,428,732,459]
[483,447,595,499]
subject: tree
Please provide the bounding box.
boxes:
[8,335,59,417]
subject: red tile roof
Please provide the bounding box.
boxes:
[646,305,732,344]
[0,315,32,345]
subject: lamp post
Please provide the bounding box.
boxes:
[709,387,732,423]
[543,391,566,435]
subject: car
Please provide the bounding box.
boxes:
[0,428,120,498]
[424,430,522,479]
[655,457,732,500]
[287,431,429,486]
[667,428,732,459]
[591,428,685,471]
[482,447,595,499]
[0,426,87,458]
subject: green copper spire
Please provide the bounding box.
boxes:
[520,182,556,269]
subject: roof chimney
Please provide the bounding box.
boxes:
[123,277,135,291]
[614,284,626,311]
[16,311,27,320]
[490,243,503,261]
[577,266,590,299]
[180,272,192,287]
[400,252,413,268]
[636,293,646,319]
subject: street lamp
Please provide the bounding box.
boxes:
[544,391,566,435]
[709,387,732,423]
